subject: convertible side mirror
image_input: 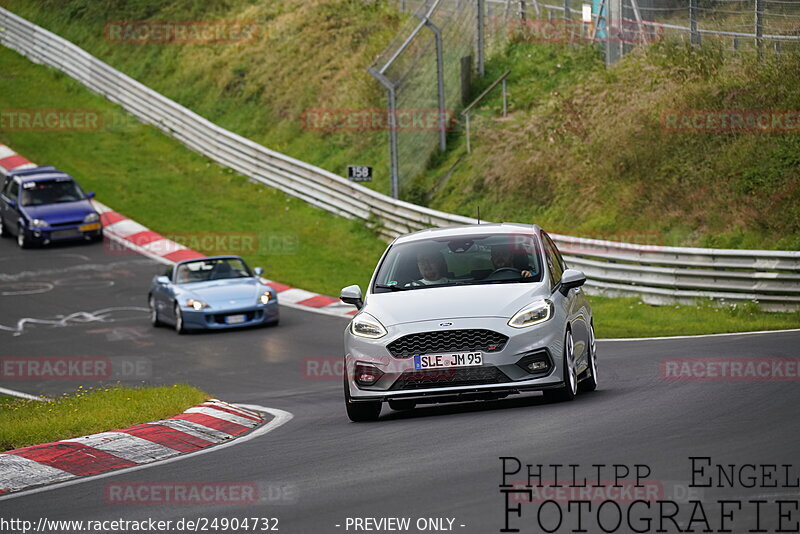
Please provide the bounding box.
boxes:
[156,276,170,285]
[340,285,364,310]
[559,269,586,295]
[254,267,264,277]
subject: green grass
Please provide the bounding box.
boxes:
[592,297,800,339]
[0,46,387,297]
[0,385,208,451]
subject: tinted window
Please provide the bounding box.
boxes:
[175,258,252,284]
[21,179,86,206]
[373,233,543,292]
[3,180,18,201]
[542,232,564,287]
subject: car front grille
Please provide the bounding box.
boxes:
[390,366,510,390]
[50,220,84,228]
[387,329,509,358]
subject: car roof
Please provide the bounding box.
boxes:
[393,223,542,245]
[8,166,74,183]
[174,255,246,267]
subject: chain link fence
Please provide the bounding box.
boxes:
[371,0,800,198]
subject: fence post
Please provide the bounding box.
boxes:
[465,111,471,154]
[502,78,508,117]
[519,0,526,21]
[369,68,401,199]
[477,0,485,77]
[689,0,699,45]
[756,0,764,60]
[564,0,571,21]
[419,15,448,152]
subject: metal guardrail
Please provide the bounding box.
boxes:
[1,7,799,311]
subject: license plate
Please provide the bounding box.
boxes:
[225,314,246,324]
[414,351,483,370]
[52,229,82,239]
[79,223,101,232]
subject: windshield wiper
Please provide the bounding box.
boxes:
[374,284,412,291]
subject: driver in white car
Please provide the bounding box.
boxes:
[490,245,533,278]
[408,249,450,286]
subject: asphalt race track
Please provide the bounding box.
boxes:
[1,237,799,534]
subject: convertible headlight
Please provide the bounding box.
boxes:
[83,212,100,223]
[508,299,553,328]
[350,313,387,339]
[186,298,209,311]
[259,291,273,305]
[30,219,48,228]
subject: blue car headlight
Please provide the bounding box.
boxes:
[83,212,100,223]
[29,219,48,229]
[508,299,554,328]
[259,291,274,305]
[186,298,209,311]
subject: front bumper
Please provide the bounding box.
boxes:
[180,301,279,330]
[344,317,566,402]
[23,222,103,245]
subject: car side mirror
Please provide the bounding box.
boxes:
[156,276,170,285]
[559,269,587,295]
[340,285,364,310]
[7,200,17,208]
[86,192,96,199]
[254,267,264,277]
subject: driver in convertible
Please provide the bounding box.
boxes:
[490,245,534,278]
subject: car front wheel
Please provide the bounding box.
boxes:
[344,376,381,422]
[174,302,186,334]
[544,329,577,402]
[0,217,9,239]
[17,225,30,249]
[149,296,162,327]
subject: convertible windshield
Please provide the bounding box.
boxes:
[175,258,252,284]
[373,233,543,292]
[21,179,86,206]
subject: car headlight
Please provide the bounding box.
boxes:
[83,212,100,223]
[186,298,209,311]
[508,299,554,328]
[30,219,48,228]
[351,312,387,339]
[259,291,273,305]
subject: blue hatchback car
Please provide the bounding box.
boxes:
[0,166,103,248]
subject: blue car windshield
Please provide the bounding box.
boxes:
[175,258,252,284]
[21,179,86,206]
[373,233,544,292]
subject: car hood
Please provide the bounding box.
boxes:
[179,278,263,306]
[363,282,549,326]
[23,200,96,224]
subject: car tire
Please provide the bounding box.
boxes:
[579,323,598,393]
[17,225,30,249]
[149,296,163,327]
[544,329,577,402]
[388,400,416,411]
[0,217,9,239]
[344,375,381,422]
[174,302,186,335]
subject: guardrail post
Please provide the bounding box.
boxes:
[756,0,764,60]
[689,0,699,46]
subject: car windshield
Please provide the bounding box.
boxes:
[175,258,252,284]
[21,179,86,206]
[373,233,543,292]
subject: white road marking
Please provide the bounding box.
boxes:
[150,419,232,442]
[0,306,148,336]
[0,405,293,501]
[600,327,800,342]
[182,407,259,427]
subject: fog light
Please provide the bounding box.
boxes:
[515,351,552,375]
[528,361,548,371]
[355,363,384,387]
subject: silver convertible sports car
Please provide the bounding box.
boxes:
[148,256,279,334]
[340,223,597,421]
